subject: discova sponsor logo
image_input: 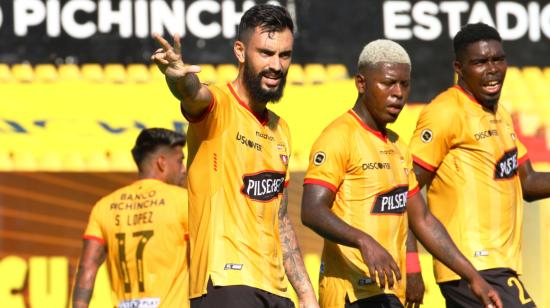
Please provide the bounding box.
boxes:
[384,1,550,41]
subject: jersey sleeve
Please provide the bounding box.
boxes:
[176,188,189,240]
[409,101,460,172]
[83,204,105,244]
[517,138,529,165]
[181,84,227,138]
[303,127,348,193]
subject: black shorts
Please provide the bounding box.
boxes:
[345,294,403,308]
[190,278,295,308]
[439,268,536,308]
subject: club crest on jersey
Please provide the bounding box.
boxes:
[241,171,285,201]
[420,129,433,143]
[494,148,518,179]
[371,186,408,215]
[313,152,326,166]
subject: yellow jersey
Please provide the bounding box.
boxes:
[84,178,189,308]
[409,86,528,282]
[184,83,292,298]
[304,110,419,307]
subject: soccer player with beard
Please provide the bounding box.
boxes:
[151,4,318,308]
[409,23,550,307]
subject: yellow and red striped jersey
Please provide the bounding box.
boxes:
[84,179,189,308]
[409,86,528,282]
[185,83,292,299]
[304,110,419,306]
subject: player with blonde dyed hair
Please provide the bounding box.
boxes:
[301,39,501,308]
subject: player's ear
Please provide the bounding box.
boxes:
[355,73,367,94]
[156,155,167,173]
[234,40,245,64]
[453,60,462,80]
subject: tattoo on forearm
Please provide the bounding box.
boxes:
[279,191,312,297]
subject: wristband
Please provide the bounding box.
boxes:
[406,252,421,273]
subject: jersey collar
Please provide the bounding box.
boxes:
[347,109,387,143]
[227,82,269,125]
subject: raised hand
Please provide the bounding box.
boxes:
[358,235,401,290]
[150,33,201,81]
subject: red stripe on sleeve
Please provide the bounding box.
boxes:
[408,185,420,199]
[303,178,338,193]
[83,235,105,245]
[413,155,437,172]
[518,153,529,165]
[284,180,290,187]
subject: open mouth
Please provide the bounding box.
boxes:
[263,75,281,87]
[482,80,502,95]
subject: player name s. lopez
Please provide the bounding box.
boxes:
[371,186,408,214]
[241,171,286,202]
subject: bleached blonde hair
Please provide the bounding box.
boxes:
[357,39,411,71]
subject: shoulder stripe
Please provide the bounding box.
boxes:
[303,178,337,193]
[83,235,105,245]
[413,155,437,172]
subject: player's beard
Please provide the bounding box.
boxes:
[243,60,287,104]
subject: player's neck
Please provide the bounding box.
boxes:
[231,79,267,115]
[353,99,387,134]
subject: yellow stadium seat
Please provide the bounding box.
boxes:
[326,64,349,81]
[11,151,38,171]
[86,150,110,171]
[0,64,12,82]
[12,63,34,83]
[149,64,164,82]
[35,64,58,83]
[63,151,87,171]
[196,64,217,84]
[216,64,238,83]
[127,64,150,83]
[37,151,63,171]
[104,64,127,83]
[82,64,104,83]
[58,64,81,81]
[304,64,328,84]
[110,149,135,171]
[0,151,13,171]
[287,64,306,85]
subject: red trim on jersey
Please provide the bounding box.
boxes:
[518,153,529,165]
[347,110,387,142]
[408,185,420,199]
[181,89,216,123]
[184,234,189,241]
[413,155,437,172]
[284,180,290,187]
[83,235,105,245]
[303,178,338,193]
[227,82,269,125]
[453,85,482,106]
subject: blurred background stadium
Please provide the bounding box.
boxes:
[1,0,550,307]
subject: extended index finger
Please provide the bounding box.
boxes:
[152,33,173,51]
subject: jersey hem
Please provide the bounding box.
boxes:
[412,155,437,172]
[83,234,105,245]
[181,89,216,123]
[304,178,338,193]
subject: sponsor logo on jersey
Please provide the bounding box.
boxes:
[474,250,489,257]
[371,186,408,215]
[313,152,326,166]
[362,162,391,170]
[224,263,244,270]
[421,129,433,143]
[119,298,160,308]
[474,129,498,141]
[494,148,518,179]
[256,131,275,141]
[241,171,285,201]
[236,132,262,151]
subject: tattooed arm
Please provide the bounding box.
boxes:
[73,239,106,308]
[406,193,501,308]
[279,188,319,308]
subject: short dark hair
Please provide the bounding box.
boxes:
[237,4,294,42]
[131,128,186,171]
[453,23,502,60]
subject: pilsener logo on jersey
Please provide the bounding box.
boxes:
[371,186,408,215]
[494,148,518,179]
[241,171,286,202]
